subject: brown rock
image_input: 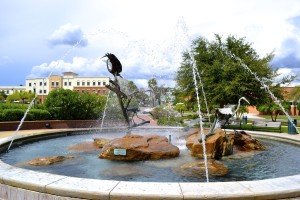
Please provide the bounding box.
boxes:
[99,134,180,161]
[93,138,110,148]
[234,131,267,151]
[176,159,228,177]
[27,156,75,166]
[101,164,150,177]
[68,141,100,152]
[186,129,234,159]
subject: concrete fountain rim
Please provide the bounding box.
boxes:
[0,128,299,200]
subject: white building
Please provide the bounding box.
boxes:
[25,72,110,103]
[0,86,26,95]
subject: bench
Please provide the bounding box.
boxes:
[220,120,241,129]
[252,121,282,133]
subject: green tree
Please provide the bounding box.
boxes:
[176,34,294,110]
[174,103,186,117]
[44,89,106,120]
[257,100,291,122]
[148,78,159,107]
[0,91,7,101]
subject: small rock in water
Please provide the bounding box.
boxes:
[175,159,228,178]
[68,141,100,152]
[27,156,75,166]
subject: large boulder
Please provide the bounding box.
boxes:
[99,134,180,161]
[186,129,234,159]
[234,131,266,151]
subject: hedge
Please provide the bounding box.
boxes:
[0,109,51,121]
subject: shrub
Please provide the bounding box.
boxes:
[0,109,51,121]
[1,109,26,121]
[151,106,176,120]
[27,109,51,121]
[157,117,179,126]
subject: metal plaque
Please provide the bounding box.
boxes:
[114,148,127,156]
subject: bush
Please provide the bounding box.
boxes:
[151,106,176,119]
[0,109,51,121]
[27,109,51,121]
[157,117,179,126]
[44,89,107,120]
[1,109,26,121]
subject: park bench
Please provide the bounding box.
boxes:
[252,121,282,133]
[220,120,241,129]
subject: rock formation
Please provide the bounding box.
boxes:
[186,128,266,159]
[99,134,180,161]
[233,130,266,151]
[186,129,234,159]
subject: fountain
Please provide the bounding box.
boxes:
[0,32,300,199]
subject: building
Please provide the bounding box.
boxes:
[0,86,26,96]
[25,72,110,103]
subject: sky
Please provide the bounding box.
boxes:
[1,0,300,88]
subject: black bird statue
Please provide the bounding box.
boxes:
[102,53,123,78]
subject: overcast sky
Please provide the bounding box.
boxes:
[1,0,300,88]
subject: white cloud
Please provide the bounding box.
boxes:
[48,23,88,47]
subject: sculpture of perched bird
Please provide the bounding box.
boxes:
[103,53,123,78]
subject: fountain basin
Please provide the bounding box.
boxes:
[0,128,299,199]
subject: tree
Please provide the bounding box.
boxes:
[257,100,291,122]
[0,91,7,101]
[148,78,159,107]
[174,103,186,117]
[176,34,294,110]
[44,89,106,120]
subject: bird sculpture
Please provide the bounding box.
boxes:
[199,97,250,142]
[102,53,123,78]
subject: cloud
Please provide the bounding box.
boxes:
[27,56,109,79]
[48,23,88,47]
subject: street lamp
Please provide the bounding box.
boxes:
[33,83,36,108]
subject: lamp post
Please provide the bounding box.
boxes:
[33,83,36,108]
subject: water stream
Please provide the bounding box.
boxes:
[7,95,37,151]
[226,49,300,134]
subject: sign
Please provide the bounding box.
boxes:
[114,148,127,156]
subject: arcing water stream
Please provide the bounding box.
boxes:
[226,49,300,134]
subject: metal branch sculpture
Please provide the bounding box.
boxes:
[103,53,149,131]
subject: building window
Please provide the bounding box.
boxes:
[52,81,54,87]
[69,82,71,86]
[82,90,85,93]
[103,90,106,94]
[56,81,59,87]
[103,82,106,85]
[64,82,67,86]
[97,90,100,94]
[92,90,96,93]
[93,81,96,86]
[82,81,85,86]
[44,82,47,86]
[77,81,80,86]
[40,82,42,86]
[44,90,47,94]
[87,90,90,93]
[98,81,101,86]
[29,83,32,87]
[39,90,42,94]
[87,81,90,86]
